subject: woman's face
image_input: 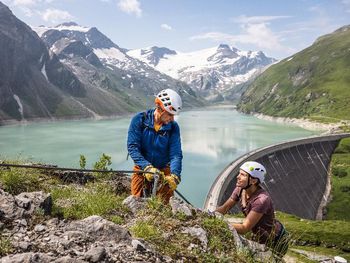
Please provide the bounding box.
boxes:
[236,169,250,188]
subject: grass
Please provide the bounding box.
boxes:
[326,138,350,221]
[0,234,13,256]
[51,182,129,220]
[201,217,237,254]
[129,197,252,262]
[130,220,161,242]
[290,245,350,262]
[237,26,350,120]
[0,159,59,195]
[287,249,318,263]
[2,155,349,262]
[276,212,350,252]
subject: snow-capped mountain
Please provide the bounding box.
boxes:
[31,22,205,108]
[128,44,276,101]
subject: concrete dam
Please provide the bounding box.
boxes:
[204,133,350,220]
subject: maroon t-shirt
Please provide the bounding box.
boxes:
[231,187,279,244]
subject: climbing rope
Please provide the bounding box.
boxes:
[0,162,193,206]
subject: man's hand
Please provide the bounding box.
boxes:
[164,174,180,190]
[144,165,161,181]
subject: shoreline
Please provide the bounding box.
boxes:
[252,113,348,134]
[0,113,135,127]
[1,107,348,134]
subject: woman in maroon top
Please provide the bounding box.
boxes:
[215,161,289,258]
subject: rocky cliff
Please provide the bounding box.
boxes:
[0,165,274,262]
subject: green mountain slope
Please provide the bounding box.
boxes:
[237,25,350,121]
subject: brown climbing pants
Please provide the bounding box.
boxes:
[131,165,174,204]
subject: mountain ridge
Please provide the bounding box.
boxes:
[127,44,276,102]
[237,25,350,121]
[0,7,205,124]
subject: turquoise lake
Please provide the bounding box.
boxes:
[0,107,318,207]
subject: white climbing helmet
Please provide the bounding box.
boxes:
[155,89,182,115]
[240,161,266,184]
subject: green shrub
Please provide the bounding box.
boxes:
[79,155,86,169]
[0,168,41,195]
[93,154,112,171]
[130,220,160,241]
[0,235,12,256]
[109,215,125,225]
[333,166,348,177]
[334,138,350,153]
[277,212,350,250]
[340,185,350,193]
[327,138,350,220]
[93,153,113,178]
[201,217,236,253]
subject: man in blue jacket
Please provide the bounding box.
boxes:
[127,89,183,203]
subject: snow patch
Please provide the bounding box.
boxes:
[31,25,91,37]
[93,47,126,64]
[41,63,49,81]
[287,57,293,62]
[13,94,24,119]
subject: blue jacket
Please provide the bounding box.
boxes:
[127,109,183,178]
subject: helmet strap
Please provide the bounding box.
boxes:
[243,175,253,190]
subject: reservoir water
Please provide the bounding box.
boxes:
[0,107,318,207]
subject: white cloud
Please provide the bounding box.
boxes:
[117,0,142,17]
[231,15,291,24]
[191,21,293,55]
[161,23,172,31]
[190,15,296,58]
[20,6,34,16]
[13,0,37,6]
[41,8,73,23]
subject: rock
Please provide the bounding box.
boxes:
[290,248,333,262]
[54,256,87,263]
[34,224,46,232]
[17,241,31,251]
[20,219,27,226]
[0,189,25,221]
[84,246,106,262]
[122,195,147,214]
[65,215,131,243]
[169,196,193,217]
[181,226,208,249]
[15,191,52,215]
[0,252,54,263]
[131,239,146,252]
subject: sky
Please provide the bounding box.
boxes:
[2,0,350,59]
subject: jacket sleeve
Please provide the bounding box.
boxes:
[169,122,183,178]
[127,113,151,169]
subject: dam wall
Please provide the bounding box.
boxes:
[204,133,350,220]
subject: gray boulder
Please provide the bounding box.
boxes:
[15,191,52,215]
[169,196,193,217]
[181,226,208,249]
[65,215,131,243]
[0,189,25,221]
[122,195,147,214]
